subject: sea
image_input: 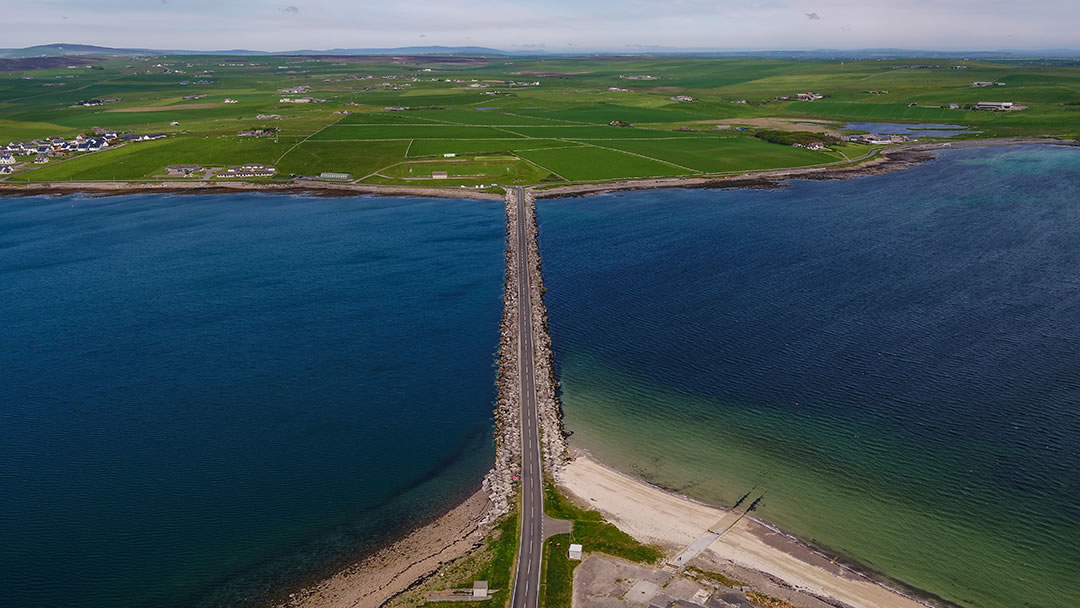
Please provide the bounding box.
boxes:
[0,193,506,607]
[537,145,1080,608]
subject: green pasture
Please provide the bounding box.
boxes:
[403,109,572,126]
[406,138,577,157]
[338,112,447,125]
[595,137,837,173]
[310,124,524,140]
[500,125,711,139]
[275,140,410,177]
[377,158,550,183]
[515,145,692,181]
[1,55,1077,185]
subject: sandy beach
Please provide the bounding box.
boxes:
[558,455,934,608]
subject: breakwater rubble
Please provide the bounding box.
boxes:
[520,189,570,471]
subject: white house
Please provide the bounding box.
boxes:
[0,154,16,165]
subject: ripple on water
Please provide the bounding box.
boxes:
[538,145,1080,608]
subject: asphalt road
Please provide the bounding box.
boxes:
[508,186,545,608]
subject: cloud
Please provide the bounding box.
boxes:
[806,12,821,20]
[283,5,299,13]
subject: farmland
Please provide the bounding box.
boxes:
[1,54,1078,187]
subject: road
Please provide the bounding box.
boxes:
[508,185,545,608]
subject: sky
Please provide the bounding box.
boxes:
[4,0,1079,52]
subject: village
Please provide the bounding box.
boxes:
[0,130,166,175]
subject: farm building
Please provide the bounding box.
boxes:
[432,171,449,179]
[167,164,203,176]
[975,101,1014,111]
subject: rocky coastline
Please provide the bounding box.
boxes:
[0,179,503,200]
[272,180,572,608]
[520,188,570,472]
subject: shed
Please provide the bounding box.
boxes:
[472,581,488,598]
[319,172,352,180]
[432,171,449,179]
[568,544,583,560]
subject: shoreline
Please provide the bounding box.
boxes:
[559,450,961,608]
[258,140,1044,608]
[273,489,493,608]
[1,137,1071,203]
[46,138,1056,607]
[0,179,504,200]
[530,137,1076,199]
[271,188,530,608]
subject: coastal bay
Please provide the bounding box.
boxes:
[538,145,1080,608]
[0,193,506,607]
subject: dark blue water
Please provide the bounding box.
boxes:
[537,145,1080,608]
[0,194,505,607]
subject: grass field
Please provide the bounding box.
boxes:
[2,54,1077,185]
[310,124,525,141]
[594,137,836,173]
[516,146,693,180]
[406,138,577,157]
[377,158,550,184]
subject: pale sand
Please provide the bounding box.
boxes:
[559,455,929,608]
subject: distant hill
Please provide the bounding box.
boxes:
[0,44,145,58]
[282,46,508,56]
[1,43,1078,59]
[0,43,510,58]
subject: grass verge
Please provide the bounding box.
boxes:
[401,509,520,608]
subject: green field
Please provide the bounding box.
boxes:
[311,124,524,141]
[595,137,836,173]
[516,145,693,180]
[406,138,577,157]
[1,54,1077,185]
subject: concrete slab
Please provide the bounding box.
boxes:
[544,515,572,540]
[670,532,720,567]
[626,580,661,605]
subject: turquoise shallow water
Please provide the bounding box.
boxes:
[0,194,505,607]
[537,145,1080,608]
